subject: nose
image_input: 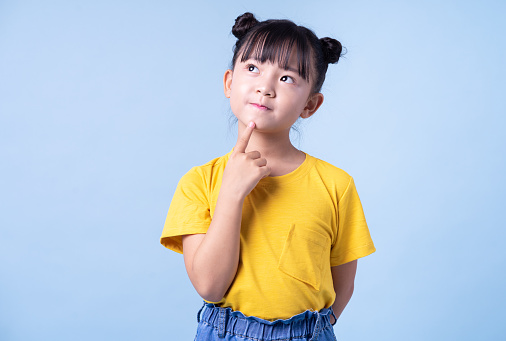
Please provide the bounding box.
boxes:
[256,79,275,97]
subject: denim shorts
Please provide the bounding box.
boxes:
[194,302,337,341]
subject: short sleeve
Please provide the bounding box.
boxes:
[330,176,376,267]
[160,167,212,254]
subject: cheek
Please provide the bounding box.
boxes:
[286,89,309,107]
[231,83,250,101]
[228,92,243,113]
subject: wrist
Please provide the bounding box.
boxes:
[218,187,247,204]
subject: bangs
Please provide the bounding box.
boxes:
[238,22,312,82]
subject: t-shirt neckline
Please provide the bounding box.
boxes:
[226,148,316,186]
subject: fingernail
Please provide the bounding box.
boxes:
[248,121,255,128]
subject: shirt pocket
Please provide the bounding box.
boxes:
[278,223,331,291]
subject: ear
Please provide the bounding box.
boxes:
[224,69,233,98]
[300,93,324,118]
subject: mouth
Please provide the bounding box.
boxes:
[250,103,271,111]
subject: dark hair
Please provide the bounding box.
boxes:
[231,12,345,93]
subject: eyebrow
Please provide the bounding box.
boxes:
[283,66,298,74]
[248,58,299,73]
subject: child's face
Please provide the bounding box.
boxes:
[224,50,323,133]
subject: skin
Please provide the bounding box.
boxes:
[182,48,357,322]
[223,51,323,170]
[182,122,269,302]
[330,260,357,324]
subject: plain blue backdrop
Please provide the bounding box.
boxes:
[1,1,505,340]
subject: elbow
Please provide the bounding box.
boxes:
[187,259,235,302]
[347,283,355,301]
[201,293,224,303]
[347,282,355,297]
[192,278,227,302]
[196,285,225,303]
[336,282,354,302]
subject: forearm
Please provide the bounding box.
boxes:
[189,190,244,301]
[329,260,357,324]
[331,282,354,323]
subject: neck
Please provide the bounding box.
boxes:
[237,122,302,160]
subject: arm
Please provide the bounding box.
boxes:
[182,190,244,302]
[329,259,357,324]
[181,122,270,302]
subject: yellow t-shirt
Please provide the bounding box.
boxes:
[160,149,375,320]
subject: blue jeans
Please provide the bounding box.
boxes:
[194,302,338,341]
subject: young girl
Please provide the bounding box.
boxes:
[161,12,375,341]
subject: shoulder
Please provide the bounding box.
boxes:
[303,154,361,201]
[179,150,232,187]
[309,155,353,187]
[311,156,351,178]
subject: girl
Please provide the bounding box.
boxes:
[161,12,375,341]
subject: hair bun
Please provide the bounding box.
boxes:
[320,37,344,64]
[232,12,259,39]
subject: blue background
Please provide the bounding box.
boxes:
[1,1,505,340]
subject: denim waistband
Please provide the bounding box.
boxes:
[197,302,336,340]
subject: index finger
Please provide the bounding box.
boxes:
[234,121,255,154]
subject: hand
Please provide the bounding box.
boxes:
[329,314,336,325]
[221,121,271,200]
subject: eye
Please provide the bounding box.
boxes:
[280,75,294,84]
[247,64,259,73]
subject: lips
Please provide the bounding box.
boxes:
[250,103,271,110]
